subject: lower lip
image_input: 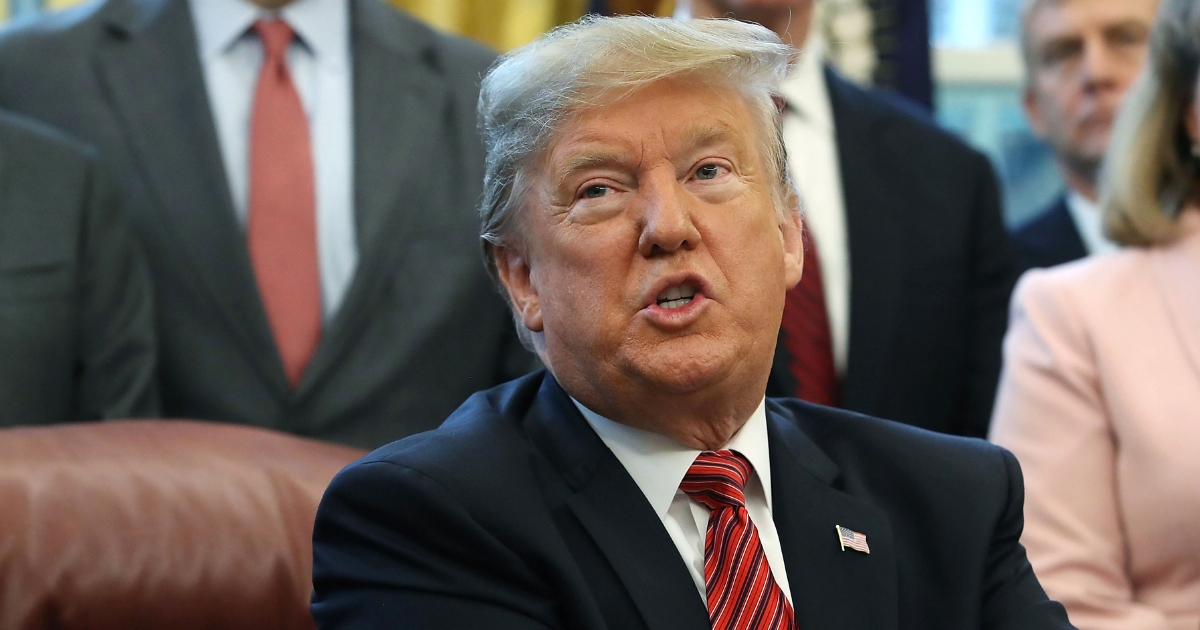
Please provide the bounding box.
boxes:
[642,293,709,327]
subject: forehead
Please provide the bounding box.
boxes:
[1027,0,1158,40]
[541,80,762,172]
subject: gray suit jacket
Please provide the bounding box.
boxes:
[0,0,532,448]
[0,109,157,425]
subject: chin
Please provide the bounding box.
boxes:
[624,344,750,395]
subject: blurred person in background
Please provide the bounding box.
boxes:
[1013,0,1159,270]
[0,109,157,425]
[991,0,1200,626]
[0,0,534,449]
[677,0,1020,438]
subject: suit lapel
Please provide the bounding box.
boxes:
[1151,211,1200,381]
[94,0,287,394]
[525,376,711,630]
[294,0,453,395]
[768,403,899,630]
[827,69,907,414]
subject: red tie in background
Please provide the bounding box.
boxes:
[780,230,838,406]
[681,451,797,630]
[249,19,322,388]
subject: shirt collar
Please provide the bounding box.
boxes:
[1066,190,1120,256]
[779,34,833,131]
[189,0,349,66]
[573,397,774,520]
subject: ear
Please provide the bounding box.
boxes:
[780,208,804,289]
[1023,83,1049,141]
[493,243,544,334]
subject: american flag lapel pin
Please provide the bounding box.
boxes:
[836,525,870,554]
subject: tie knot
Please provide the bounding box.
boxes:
[680,450,752,511]
[253,18,295,63]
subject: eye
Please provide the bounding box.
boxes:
[582,184,609,199]
[695,164,721,180]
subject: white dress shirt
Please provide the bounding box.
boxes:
[189,0,357,320]
[1065,191,1120,257]
[780,36,851,375]
[572,397,793,605]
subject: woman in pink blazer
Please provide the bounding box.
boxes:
[991,2,1200,628]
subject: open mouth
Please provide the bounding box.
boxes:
[656,283,698,310]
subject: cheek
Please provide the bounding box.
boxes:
[536,237,634,328]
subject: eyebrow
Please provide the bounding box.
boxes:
[558,148,629,180]
[1103,20,1150,37]
[678,122,740,151]
[554,121,745,180]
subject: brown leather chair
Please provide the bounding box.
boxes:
[0,420,365,630]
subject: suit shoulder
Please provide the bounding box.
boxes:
[342,372,544,489]
[362,0,496,81]
[1013,200,1064,238]
[1012,249,1152,325]
[1010,199,1080,264]
[772,398,1015,493]
[832,73,987,166]
[0,0,104,50]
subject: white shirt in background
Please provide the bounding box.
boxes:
[189,0,357,321]
[780,35,851,376]
[572,397,793,605]
[1066,191,1120,257]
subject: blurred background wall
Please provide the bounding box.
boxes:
[0,0,1057,226]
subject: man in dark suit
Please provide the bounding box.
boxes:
[0,0,533,448]
[311,16,1074,629]
[0,109,157,425]
[678,0,1018,439]
[1012,0,1158,270]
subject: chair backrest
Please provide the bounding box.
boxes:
[0,420,366,630]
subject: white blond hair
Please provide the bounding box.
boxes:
[477,14,796,278]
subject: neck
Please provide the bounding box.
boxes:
[558,369,770,451]
[1059,160,1099,203]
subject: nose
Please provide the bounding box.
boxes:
[1081,36,1120,90]
[636,169,701,257]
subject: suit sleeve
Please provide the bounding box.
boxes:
[980,447,1076,629]
[990,273,1170,629]
[311,459,558,629]
[960,153,1020,438]
[75,156,159,419]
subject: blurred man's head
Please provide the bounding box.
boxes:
[1021,0,1159,200]
[678,0,816,48]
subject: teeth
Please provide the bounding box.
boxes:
[659,297,693,309]
[656,283,699,305]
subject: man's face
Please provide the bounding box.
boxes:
[495,80,802,412]
[1024,0,1157,177]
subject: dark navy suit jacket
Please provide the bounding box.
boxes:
[1011,196,1088,272]
[768,71,1020,440]
[311,371,1074,630]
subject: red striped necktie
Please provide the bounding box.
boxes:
[680,450,797,630]
[780,229,838,406]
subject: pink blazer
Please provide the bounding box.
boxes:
[990,209,1200,630]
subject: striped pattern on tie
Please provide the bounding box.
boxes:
[680,450,797,630]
